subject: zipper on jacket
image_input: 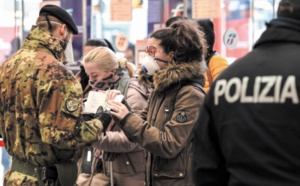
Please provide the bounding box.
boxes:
[152,155,159,177]
[164,107,169,125]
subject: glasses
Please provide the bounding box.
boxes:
[145,46,157,57]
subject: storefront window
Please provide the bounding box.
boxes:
[184,0,279,63]
[0,0,43,65]
[90,0,148,55]
[0,0,16,64]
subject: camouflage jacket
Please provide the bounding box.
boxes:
[0,26,102,184]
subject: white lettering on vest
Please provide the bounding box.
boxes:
[214,75,299,105]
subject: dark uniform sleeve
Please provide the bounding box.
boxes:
[192,101,229,185]
[36,63,102,149]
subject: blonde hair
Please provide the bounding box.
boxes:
[117,56,135,77]
[83,47,135,77]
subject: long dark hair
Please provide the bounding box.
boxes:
[150,19,207,63]
[197,19,215,62]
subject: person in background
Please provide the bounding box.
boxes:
[193,0,300,185]
[165,16,187,27]
[83,39,115,56]
[107,19,207,186]
[76,38,115,98]
[0,5,111,185]
[124,42,136,65]
[81,46,150,186]
[197,19,229,92]
[166,16,229,93]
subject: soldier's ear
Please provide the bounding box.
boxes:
[59,24,68,38]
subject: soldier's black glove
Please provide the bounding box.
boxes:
[95,106,112,136]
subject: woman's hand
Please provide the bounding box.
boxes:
[107,100,129,120]
[106,89,121,101]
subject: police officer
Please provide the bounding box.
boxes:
[0,5,111,186]
[193,0,300,185]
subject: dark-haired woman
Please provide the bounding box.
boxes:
[107,19,207,186]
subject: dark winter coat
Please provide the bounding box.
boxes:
[193,17,300,186]
[120,61,206,186]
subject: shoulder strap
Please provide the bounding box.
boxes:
[183,81,206,95]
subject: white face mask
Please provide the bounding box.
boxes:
[64,40,74,64]
[140,54,160,75]
[38,21,74,64]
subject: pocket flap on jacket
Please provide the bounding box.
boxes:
[152,170,186,179]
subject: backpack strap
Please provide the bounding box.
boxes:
[183,81,206,95]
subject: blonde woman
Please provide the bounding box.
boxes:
[75,38,116,98]
[81,47,150,186]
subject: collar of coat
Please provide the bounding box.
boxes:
[23,25,65,63]
[254,17,300,49]
[153,60,206,93]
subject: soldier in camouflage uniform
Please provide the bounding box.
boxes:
[0,5,111,186]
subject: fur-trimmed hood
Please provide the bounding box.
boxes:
[153,60,206,92]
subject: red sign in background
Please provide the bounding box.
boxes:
[0,139,4,147]
[0,27,15,64]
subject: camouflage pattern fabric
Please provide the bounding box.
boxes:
[0,26,103,185]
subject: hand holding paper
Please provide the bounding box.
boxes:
[83,90,125,114]
[107,100,130,121]
[83,91,108,114]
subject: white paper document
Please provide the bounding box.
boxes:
[83,91,124,114]
[83,91,108,114]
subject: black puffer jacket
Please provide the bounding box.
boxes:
[193,17,300,186]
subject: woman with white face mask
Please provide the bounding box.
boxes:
[140,42,170,76]
[107,19,207,186]
[80,47,151,186]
